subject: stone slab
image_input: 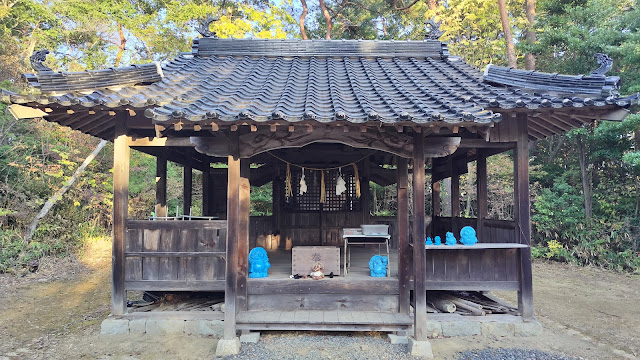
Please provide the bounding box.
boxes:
[100,318,129,335]
[240,332,260,343]
[441,321,482,337]
[146,319,185,335]
[426,321,442,338]
[388,334,408,344]
[514,319,543,337]
[408,337,434,358]
[185,320,224,337]
[129,319,146,334]
[215,337,241,356]
[481,322,515,338]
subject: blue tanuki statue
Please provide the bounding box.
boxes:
[425,237,433,245]
[459,226,478,245]
[445,232,457,245]
[248,247,271,278]
[434,236,442,245]
[369,255,388,277]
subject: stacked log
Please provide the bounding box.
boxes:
[426,291,519,316]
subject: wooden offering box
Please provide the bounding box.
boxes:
[292,246,341,276]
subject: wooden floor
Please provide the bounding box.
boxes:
[265,246,399,279]
[236,310,412,332]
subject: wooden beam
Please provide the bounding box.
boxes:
[412,132,428,341]
[191,130,461,159]
[237,159,250,313]
[361,157,371,224]
[183,165,192,216]
[224,142,240,340]
[397,158,410,315]
[450,158,460,235]
[476,149,488,240]
[127,137,194,147]
[515,113,534,320]
[202,167,211,216]
[112,118,129,316]
[155,153,167,217]
[458,138,515,149]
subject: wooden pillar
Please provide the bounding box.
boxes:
[112,119,129,316]
[272,166,282,234]
[450,159,460,235]
[361,157,371,224]
[396,158,411,315]
[224,153,240,340]
[155,153,167,217]
[476,150,488,240]
[431,182,441,218]
[183,165,192,216]
[237,160,250,312]
[515,113,534,319]
[202,166,210,216]
[412,132,428,341]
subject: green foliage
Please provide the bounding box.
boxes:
[251,182,273,216]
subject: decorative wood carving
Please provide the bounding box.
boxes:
[190,129,461,159]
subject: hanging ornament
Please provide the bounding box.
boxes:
[352,163,361,198]
[336,168,347,196]
[285,163,293,200]
[320,170,326,204]
[299,167,308,195]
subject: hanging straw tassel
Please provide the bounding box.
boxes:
[285,163,293,199]
[320,170,326,203]
[352,163,361,198]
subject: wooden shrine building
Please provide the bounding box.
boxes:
[3,34,637,351]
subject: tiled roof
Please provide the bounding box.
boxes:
[2,39,637,138]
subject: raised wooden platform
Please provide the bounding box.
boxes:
[236,310,412,332]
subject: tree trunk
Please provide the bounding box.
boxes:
[114,23,126,67]
[25,139,108,242]
[298,0,309,40]
[318,0,332,40]
[546,134,566,165]
[524,0,536,70]
[498,0,517,68]
[576,134,592,220]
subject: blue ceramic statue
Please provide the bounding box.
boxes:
[459,226,478,245]
[425,237,433,245]
[434,236,442,245]
[369,255,388,277]
[445,231,457,246]
[248,247,271,278]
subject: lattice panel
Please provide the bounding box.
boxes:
[283,168,361,212]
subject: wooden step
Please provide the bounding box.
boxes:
[236,310,412,332]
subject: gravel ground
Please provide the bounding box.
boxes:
[457,348,581,360]
[223,333,581,360]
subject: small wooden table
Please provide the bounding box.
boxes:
[342,229,391,277]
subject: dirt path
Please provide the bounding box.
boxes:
[0,241,638,359]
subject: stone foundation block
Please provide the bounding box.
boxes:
[129,319,147,334]
[441,321,482,337]
[388,334,408,344]
[145,319,185,335]
[240,332,260,343]
[215,337,241,356]
[426,321,443,338]
[408,337,434,358]
[514,319,543,337]
[481,322,515,338]
[100,317,129,335]
[185,320,224,337]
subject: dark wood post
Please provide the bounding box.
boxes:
[431,182,441,218]
[155,152,167,217]
[237,160,250,312]
[183,165,192,216]
[397,157,410,315]
[515,113,534,319]
[476,149,488,240]
[224,143,240,340]
[272,165,282,236]
[412,132,428,341]
[451,159,460,235]
[112,119,129,316]
[202,166,210,216]
[361,157,371,224]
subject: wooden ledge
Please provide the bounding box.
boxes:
[424,243,529,249]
